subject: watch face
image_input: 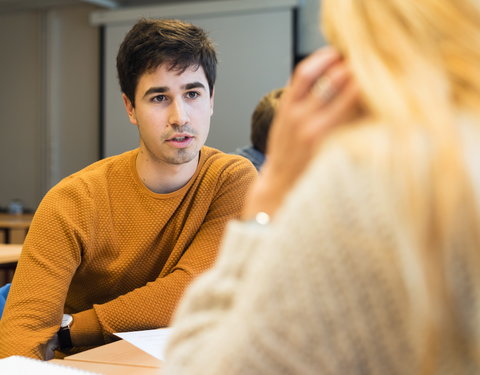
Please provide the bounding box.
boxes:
[61,314,73,327]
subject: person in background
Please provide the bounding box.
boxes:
[236,88,284,171]
[0,284,10,318]
[164,0,480,373]
[0,18,256,360]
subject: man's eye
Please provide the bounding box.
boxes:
[152,95,167,102]
[186,91,200,99]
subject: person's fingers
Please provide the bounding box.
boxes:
[308,78,361,139]
[277,64,355,140]
[310,63,350,107]
[44,335,59,360]
[267,71,357,157]
[287,47,341,101]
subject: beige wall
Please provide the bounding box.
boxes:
[0,4,100,211]
[0,11,44,211]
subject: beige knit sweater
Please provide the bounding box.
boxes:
[164,121,480,374]
[0,146,257,360]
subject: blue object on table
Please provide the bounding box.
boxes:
[0,283,11,319]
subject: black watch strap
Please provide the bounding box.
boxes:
[58,314,73,350]
[58,326,73,350]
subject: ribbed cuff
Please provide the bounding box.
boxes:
[70,309,105,347]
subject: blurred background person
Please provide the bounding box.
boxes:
[236,88,284,171]
[164,0,480,373]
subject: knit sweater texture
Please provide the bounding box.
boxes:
[164,120,480,374]
[0,146,257,360]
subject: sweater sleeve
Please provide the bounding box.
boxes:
[70,159,258,346]
[0,181,93,359]
[163,145,414,374]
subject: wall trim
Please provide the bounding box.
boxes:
[90,0,299,25]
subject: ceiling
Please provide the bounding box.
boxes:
[0,0,229,13]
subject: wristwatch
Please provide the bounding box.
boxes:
[58,314,73,350]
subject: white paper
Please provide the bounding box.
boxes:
[114,327,173,360]
[0,356,99,374]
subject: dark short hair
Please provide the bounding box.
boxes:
[250,88,284,153]
[116,18,217,106]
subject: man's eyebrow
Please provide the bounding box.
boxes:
[184,82,206,91]
[143,86,168,98]
[142,82,206,98]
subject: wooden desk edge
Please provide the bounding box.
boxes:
[50,359,162,375]
[0,244,22,264]
[65,340,163,369]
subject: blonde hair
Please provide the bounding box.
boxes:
[321,0,480,372]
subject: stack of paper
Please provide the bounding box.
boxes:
[0,356,100,374]
[114,327,173,360]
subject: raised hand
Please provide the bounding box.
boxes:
[242,47,361,220]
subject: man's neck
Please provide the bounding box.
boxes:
[135,151,200,194]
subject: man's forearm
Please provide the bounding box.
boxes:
[70,309,105,347]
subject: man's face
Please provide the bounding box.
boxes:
[123,64,214,167]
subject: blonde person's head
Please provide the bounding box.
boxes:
[322,0,480,125]
[321,0,480,372]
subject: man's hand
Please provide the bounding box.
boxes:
[42,332,59,360]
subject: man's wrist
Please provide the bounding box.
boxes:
[241,170,285,221]
[57,314,73,350]
[70,309,105,347]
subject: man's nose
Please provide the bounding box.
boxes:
[168,99,189,127]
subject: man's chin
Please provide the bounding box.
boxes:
[164,149,199,165]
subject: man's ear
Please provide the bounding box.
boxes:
[209,88,215,116]
[122,93,138,125]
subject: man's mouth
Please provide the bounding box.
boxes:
[166,135,194,148]
[170,136,190,142]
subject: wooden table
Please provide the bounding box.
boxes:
[51,340,163,374]
[0,244,22,284]
[50,358,162,374]
[0,213,33,244]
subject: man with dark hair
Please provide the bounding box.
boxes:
[0,18,256,360]
[236,88,284,170]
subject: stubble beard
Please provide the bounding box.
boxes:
[163,147,198,165]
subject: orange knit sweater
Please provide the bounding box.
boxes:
[0,146,256,359]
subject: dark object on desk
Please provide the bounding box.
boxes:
[7,199,23,215]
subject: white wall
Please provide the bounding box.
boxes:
[0,11,44,211]
[0,4,100,210]
[45,5,100,185]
